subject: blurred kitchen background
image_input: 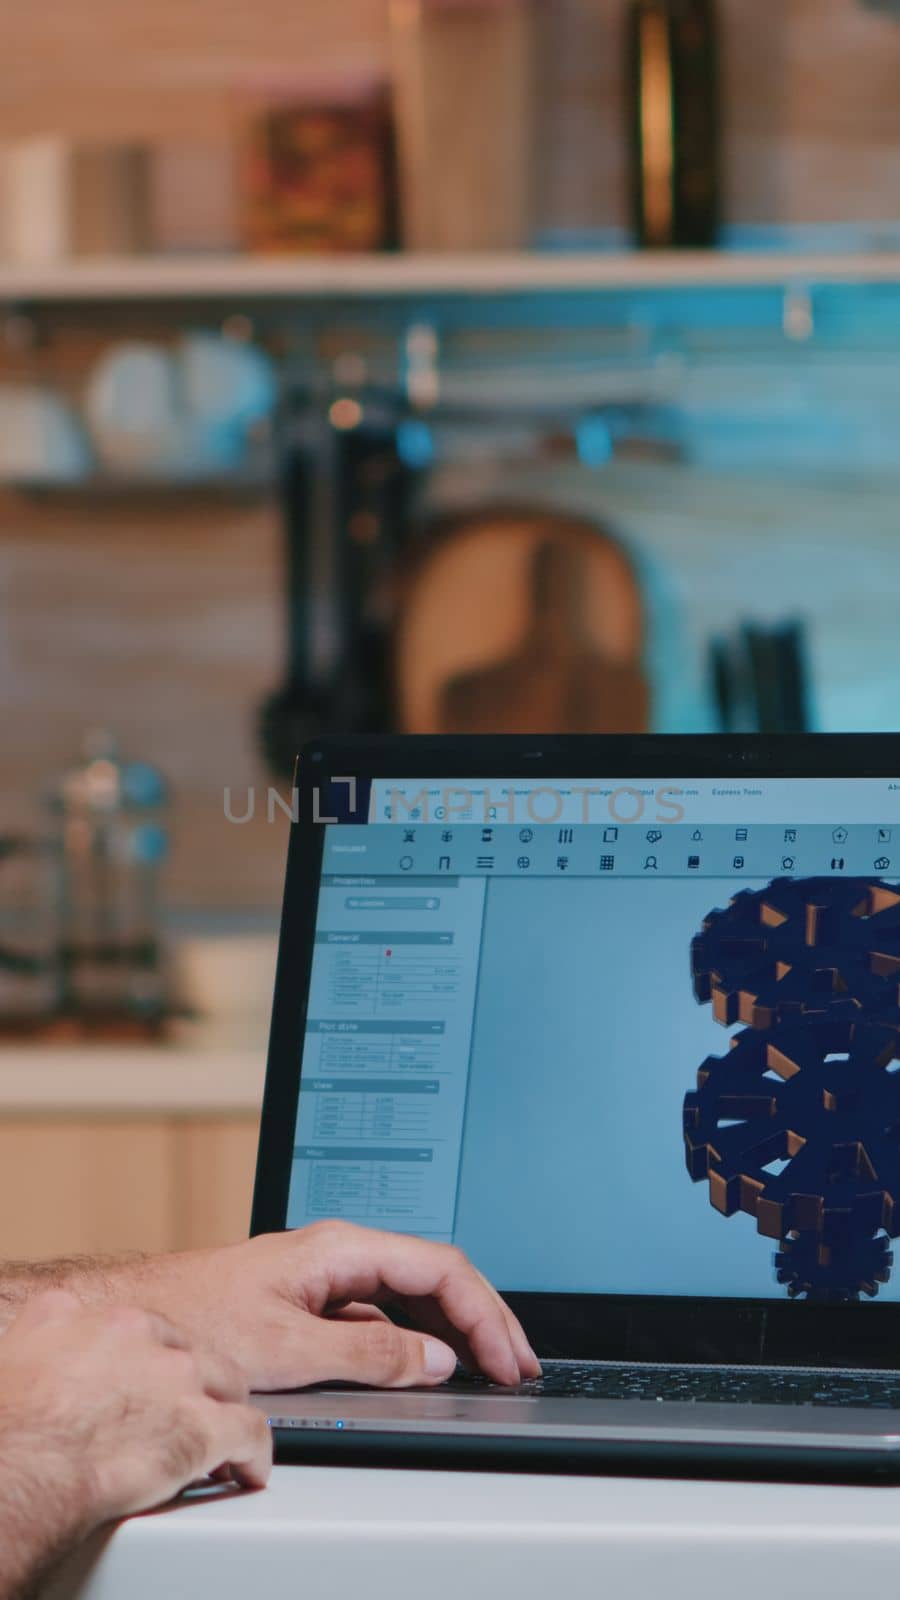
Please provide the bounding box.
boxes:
[2,0,900,1260]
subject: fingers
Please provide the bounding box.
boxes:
[202,1402,273,1490]
[330,1289,538,1379]
[473,1269,542,1379]
[307,1317,457,1389]
[298,1223,538,1385]
[327,1302,392,1325]
[393,1277,540,1380]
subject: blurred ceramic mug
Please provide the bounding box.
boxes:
[85,334,277,476]
[178,332,277,468]
[0,385,92,483]
[84,341,186,476]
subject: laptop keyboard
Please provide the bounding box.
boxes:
[450,1361,900,1410]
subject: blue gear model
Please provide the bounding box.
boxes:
[775,1231,893,1302]
[684,877,900,1302]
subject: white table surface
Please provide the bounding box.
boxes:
[0,1031,265,1115]
[40,1463,900,1600]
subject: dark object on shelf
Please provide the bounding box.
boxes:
[240,87,398,254]
[626,0,720,249]
[684,876,900,1301]
[709,620,811,735]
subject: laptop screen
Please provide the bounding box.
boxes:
[286,776,900,1306]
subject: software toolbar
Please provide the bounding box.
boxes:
[369,777,900,826]
[326,823,898,880]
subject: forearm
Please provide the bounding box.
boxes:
[0,1257,146,1335]
[0,1424,91,1600]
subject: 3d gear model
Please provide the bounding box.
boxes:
[683,877,900,1301]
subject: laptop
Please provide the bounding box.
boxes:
[250,734,900,1476]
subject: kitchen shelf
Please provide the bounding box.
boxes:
[2,251,900,304]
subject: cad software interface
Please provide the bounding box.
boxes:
[286,776,900,1304]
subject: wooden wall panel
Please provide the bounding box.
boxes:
[172,1117,260,1249]
[720,0,900,225]
[0,1120,174,1259]
[0,0,390,139]
[0,1117,260,1260]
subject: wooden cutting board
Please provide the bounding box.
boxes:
[394,508,650,734]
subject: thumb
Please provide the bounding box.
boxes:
[322,1318,457,1388]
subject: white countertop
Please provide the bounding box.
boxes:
[0,1025,266,1115]
[40,1463,900,1600]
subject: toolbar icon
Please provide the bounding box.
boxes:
[782,857,796,872]
[439,856,451,871]
[517,856,531,870]
[399,856,413,871]
[603,827,619,843]
[646,829,662,845]
[557,856,570,871]
[733,856,745,870]
[688,856,700,870]
[644,856,658,871]
[784,828,797,844]
[833,828,848,845]
[403,830,416,843]
[691,830,703,842]
[878,829,892,845]
[735,828,748,842]
[519,828,534,845]
[481,827,493,844]
[599,856,615,872]
[477,855,495,870]
[831,857,846,871]
[875,857,891,872]
[558,828,574,846]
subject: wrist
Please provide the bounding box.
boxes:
[90,1249,214,1354]
[94,1249,190,1319]
[0,1256,143,1336]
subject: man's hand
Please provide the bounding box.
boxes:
[100,1222,542,1392]
[0,1289,271,1598]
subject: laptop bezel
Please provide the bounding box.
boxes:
[252,733,900,1372]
